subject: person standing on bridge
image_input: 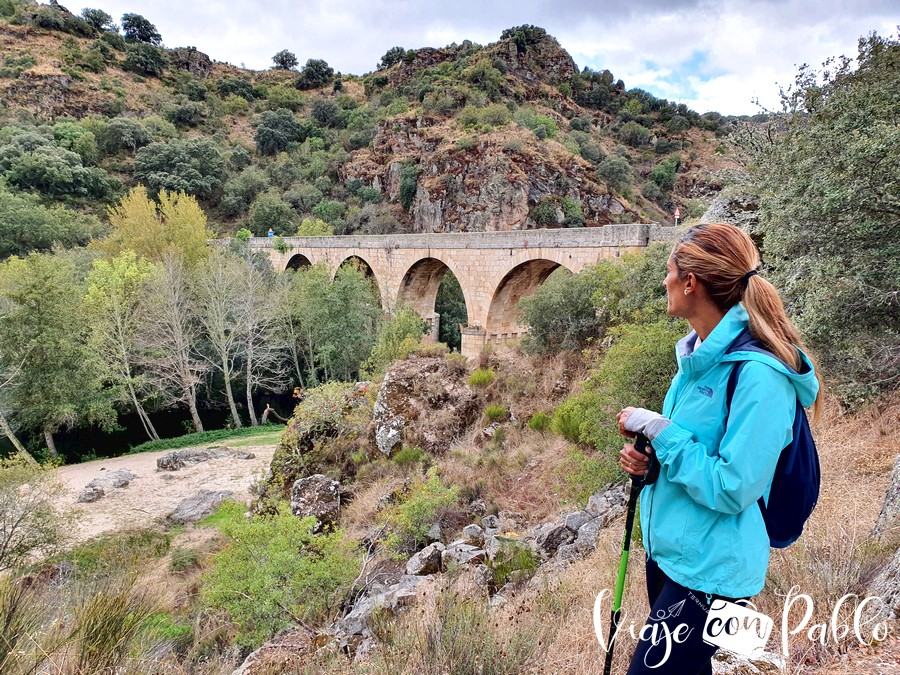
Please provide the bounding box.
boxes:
[615,223,821,674]
[267,227,275,238]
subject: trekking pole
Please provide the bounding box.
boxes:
[603,433,655,675]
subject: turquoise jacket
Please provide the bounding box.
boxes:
[640,303,819,598]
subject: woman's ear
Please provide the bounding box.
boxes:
[685,272,697,294]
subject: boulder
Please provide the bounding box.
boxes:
[711,649,786,674]
[462,523,484,546]
[868,546,900,620]
[441,543,487,567]
[157,448,216,471]
[77,485,104,503]
[701,192,760,232]
[405,543,445,575]
[371,357,479,457]
[169,490,233,524]
[564,510,592,532]
[332,574,425,653]
[289,474,341,532]
[534,523,576,555]
[586,484,627,525]
[873,454,900,539]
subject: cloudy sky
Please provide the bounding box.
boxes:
[85,0,895,115]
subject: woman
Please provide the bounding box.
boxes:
[616,223,820,674]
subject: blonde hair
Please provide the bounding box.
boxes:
[671,223,822,418]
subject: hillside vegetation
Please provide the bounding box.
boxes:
[0,3,743,261]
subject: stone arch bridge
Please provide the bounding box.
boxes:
[247,225,674,358]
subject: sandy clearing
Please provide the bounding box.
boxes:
[53,441,277,546]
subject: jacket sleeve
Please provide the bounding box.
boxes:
[650,361,795,514]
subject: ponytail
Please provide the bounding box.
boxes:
[671,223,823,421]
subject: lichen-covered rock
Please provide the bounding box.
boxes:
[77,485,104,503]
[78,469,136,501]
[157,448,216,471]
[462,523,484,546]
[711,649,786,674]
[405,542,445,575]
[290,474,342,532]
[701,192,760,232]
[441,542,487,567]
[371,357,478,457]
[534,523,576,555]
[169,46,213,78]
[873,454,900,539]
[586,484,628,525]
[168,490,233,524]
[257,382,370,507]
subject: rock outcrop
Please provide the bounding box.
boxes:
[289,474,342,532]
[372,356,479,456]
[168,490,233,524]
[77,469,136,502]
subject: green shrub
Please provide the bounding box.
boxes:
[558,446,620,504]
[235,227,252,241]
[468,368,495,387]
[201,501,360,648]
[483,404,507,422]
[169,546,201,573]
[618,120,651,147]
[64,529,171,575]
[649,155,681,191]
[383,467,459,553]
[123,43,167,77]
[249,191,296,236]
[296,216,333,236]
[399,162,419,210]
[393,445,428,467]
[518,267,604,353]
[143,613,192,649]
[561,196,584,227]
[362,306,427,376]
[597,156,631,192]
[527,411,551,432]
[486,538,539,587]
[529,198,558,226]
[133,138,226,200]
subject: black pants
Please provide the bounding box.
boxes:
[625,557,733,675]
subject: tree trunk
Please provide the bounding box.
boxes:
[246,358,258,426]
[0,413,36,466]
[186,389,204,433]
[43,426,58,458]
[223,369,243,429]
[127,382,159,441]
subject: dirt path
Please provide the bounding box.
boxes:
[53,439,277,546]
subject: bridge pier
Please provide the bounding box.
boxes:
[460,326,487,360]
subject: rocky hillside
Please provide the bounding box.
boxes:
[0,6,743,247]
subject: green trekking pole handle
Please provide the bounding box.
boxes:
[603,433,651,675]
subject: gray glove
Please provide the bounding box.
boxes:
[624,407,671,441]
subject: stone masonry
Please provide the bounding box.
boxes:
[246,225,674,358]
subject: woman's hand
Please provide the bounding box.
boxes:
[617,407,637,438]
[619,442,651,477]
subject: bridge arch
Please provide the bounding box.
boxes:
[285,253,312,271]
[484,258,572,342]
[397,257,470,318]
[336,255,383,307]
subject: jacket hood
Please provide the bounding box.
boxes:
[675,303,819,408]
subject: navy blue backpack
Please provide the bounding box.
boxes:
[725,329,820,548]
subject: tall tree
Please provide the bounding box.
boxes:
[0,253,115,457]
[84,251,159,441]
[742,32,900,400]
[231,252,283,425]
[100,186,212,267]
[194,249,244,428]
[137,254,207,432]
[121,13,162,45]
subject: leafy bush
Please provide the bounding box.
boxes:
[529,198,558,226]
[254,108,304,155]
[483,404,507,422]
[216,76,256,101]
[399,162,419,210]
[0,456,69,571]
[296,216,333,236]
[649,155,681,191]
[133,138,226,200]
[383,468,459,553]
[311,98,343,127]
[362,306,428,376]
[590,243,671,326]
[561,196,584,227]
[597,156,631,192]
[553,320,682,452]
[103,116,150,154]
[468,368,495,387]
[123,43,167,77]
[518,267,604,353]
[527,411,551,432]
[487,538,539,587]
[378,46,405,70]
[392,445,428,466]
[297,58,334,90]
[312,199,346,225]
[618,120,651,147]
[557,446,620,504]
[221,166,270,216]
[743,33,900,401]
[201,501,360,648]
[249,191,296,236]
